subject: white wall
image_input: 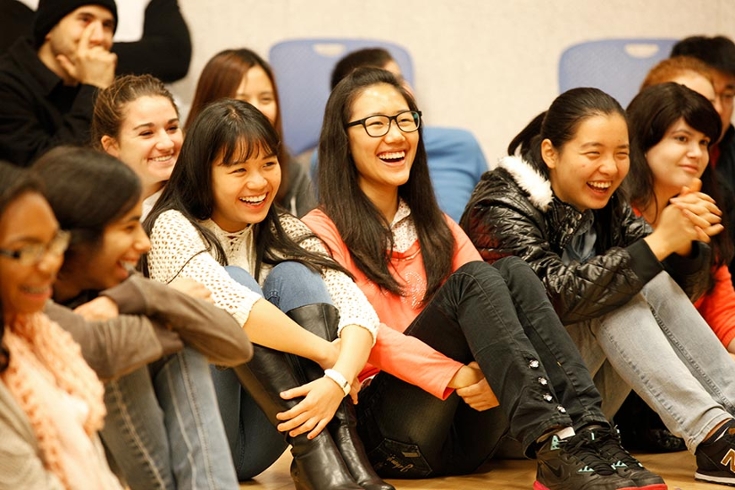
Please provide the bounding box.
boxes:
[172,0,735,164]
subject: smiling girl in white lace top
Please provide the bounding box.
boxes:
[141,99,391,489]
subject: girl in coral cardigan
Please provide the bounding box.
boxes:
[303,67,664,490]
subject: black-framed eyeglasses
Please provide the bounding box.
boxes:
[0,230,70,266]
[346,110,422,138]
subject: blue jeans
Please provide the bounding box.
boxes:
[100,346,238,490]
[357,259,605,478]
[567,271,735,452]
[211,262,332,480]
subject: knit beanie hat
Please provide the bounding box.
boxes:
[32,0,118,48]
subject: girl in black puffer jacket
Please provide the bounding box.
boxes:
[462,87,735,488]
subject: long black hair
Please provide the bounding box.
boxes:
[33,146,142,282]
[626,82,731,274]
[317,67,454,303]
[143,98,342,280]
[0,161,45,373]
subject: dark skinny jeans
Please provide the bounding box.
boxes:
[356,257,607,478]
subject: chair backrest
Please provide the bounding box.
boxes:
[559,38,678,107]
[269,38,414,155]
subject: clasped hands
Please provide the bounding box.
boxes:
[646,178,724,259]
[666,178,724,246]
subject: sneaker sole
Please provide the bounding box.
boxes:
[533,481,639,490]
[695,471,735,486]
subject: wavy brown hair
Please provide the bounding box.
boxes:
[641,56,714,90]
[92,74,178,149]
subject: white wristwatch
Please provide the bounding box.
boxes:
[324,369,351,397]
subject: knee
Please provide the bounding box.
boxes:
[225,265,261,293]
[491,255,533,277]
[265,261,325,294]
[267,261,320,283]
[642,271,682,299]
[450,261,507,293]
[262,261,331,309]
[455,260,493,277]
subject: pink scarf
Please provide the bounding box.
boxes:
[1,312,106,489]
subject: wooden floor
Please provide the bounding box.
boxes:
[239,449,724,490]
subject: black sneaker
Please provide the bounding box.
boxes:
[695,419,735,486]
[584,425,667,490]
[535,432,638,490]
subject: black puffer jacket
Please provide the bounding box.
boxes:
[460,156,710,325]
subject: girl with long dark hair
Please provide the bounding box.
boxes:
[143,98,391,490]
[303,67,663,490]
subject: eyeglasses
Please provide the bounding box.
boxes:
[0,230,70,266]
[346,110,422,138]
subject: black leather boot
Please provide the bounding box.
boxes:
[287,304,395,490]
[232,344,361,490]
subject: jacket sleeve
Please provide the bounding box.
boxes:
[695,265,735,348]
[0,80,97,166]
[101,274,252,366]
[365,324,462,400]
[464,188,663,325]
[43,301,184,381]
[147,210,263,328]
[112,0,191,82]
[615,200,710,301]
[0,387,65,490]
[661,242,711,301]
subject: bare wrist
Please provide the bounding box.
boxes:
[448,366,470,389]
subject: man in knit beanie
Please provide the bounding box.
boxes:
[0,0,118,166]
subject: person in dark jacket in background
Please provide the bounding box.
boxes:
[112,0,191,83]
[0,0,192,168]
[0,0,191,82]
[0,0,33,53]
[462,86,735,487]
[0,0,118,167]
[671,37,735,195]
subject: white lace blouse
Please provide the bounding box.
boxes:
[147,210,378,341]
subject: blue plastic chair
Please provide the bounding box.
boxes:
[269,38,414,155]
[559,39,678,107]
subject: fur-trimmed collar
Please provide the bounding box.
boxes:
[493,156,554,211]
